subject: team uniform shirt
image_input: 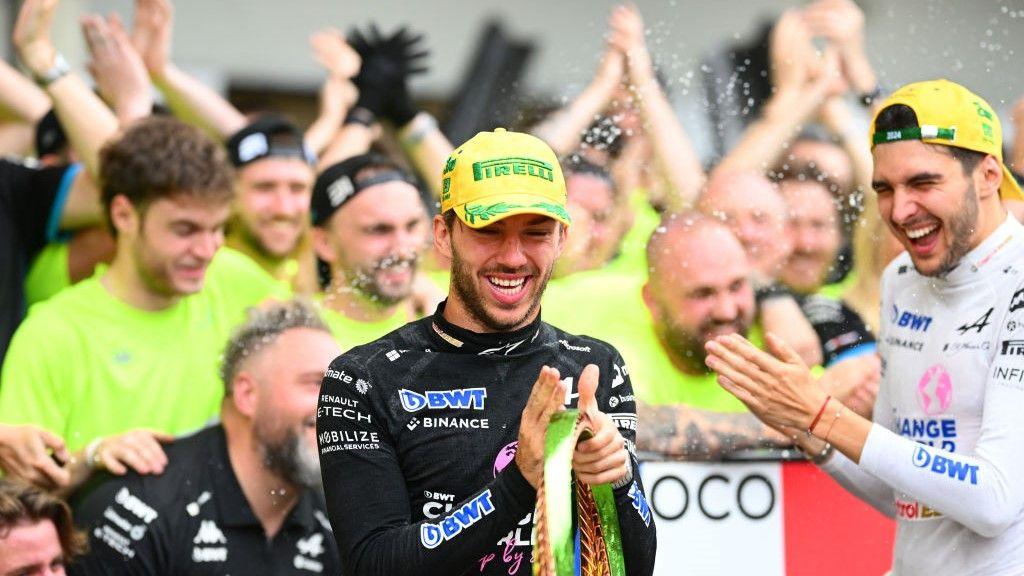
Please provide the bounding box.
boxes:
[793,291,876,366]
[316,302,657,575]
[823,214,1024,575]
[319,303,411,353]
[70,425,339,575]
[24,240,71,306]
[0,159,80,367]
[0,247,284,451]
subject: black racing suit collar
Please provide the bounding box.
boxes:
[428,299,547,356]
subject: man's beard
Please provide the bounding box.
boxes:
[659,312,750,372]
[237,213,302,261]
[343,253,419,306]
[931,181,980,277]
[255,419,321,490]
[449,243,553,332]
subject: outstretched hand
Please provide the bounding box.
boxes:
[705,332,828,431]
[13,0,59,76]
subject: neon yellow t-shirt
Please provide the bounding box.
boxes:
[544,271,755,411]
[319,304,412,353]
[601,190,660,277]
[23,241,70,306]
[0,247,285,451]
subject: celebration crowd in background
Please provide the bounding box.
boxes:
[2,0,1024,573]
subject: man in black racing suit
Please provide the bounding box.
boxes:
[317,128,656,575]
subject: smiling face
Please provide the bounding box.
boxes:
[779,179,843,293]
[314,181,429,305]
[232,157,314,260]
[871,141,993,277]
[643,220,755,367]
[113,194,231,297]
[436,212,566,332]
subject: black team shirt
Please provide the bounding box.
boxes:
[317,301,657,575]
[70,425,340,575]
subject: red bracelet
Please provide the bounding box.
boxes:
[807,395,832,436]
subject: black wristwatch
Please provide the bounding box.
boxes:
[859,86,884,108]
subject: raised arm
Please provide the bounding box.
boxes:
[635,400,790,460]
[610,4,703,212]
[14,0,118,179]
[714,11,841,176]
[531,28,625,156]
[0,59,49,155]
[81,13,153,126]
[132,0,245,139]
[305,29,360,157]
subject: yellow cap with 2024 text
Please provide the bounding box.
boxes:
[869,78,1024,201]
[440,128,571,228]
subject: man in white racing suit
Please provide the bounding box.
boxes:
[705,79,1024,575]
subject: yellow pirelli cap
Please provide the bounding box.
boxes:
[870,79,1024,201]
[440,128,571,228]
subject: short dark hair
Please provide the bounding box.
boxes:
[873,104,986,176]
[0,478,86,559]
[100,116,235,234]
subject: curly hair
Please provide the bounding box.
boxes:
[99,116,234,234]
[0,478,87,559]
[220,299,330,394]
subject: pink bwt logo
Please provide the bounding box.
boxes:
[917,364,953,415]
[493,441,517,477]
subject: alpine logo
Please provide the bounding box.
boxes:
[611,363,627,388]
[399,388,487,412]
[956,307,992,335]
[1011,288,1024,313]
[420,490,495,549]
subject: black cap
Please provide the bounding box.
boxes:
[311,153,413,226]
[225,114,314,167]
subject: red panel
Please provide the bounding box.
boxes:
[782,461,896,576]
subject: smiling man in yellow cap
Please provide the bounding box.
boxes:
[705,79,1024,574]
[316,129,656,576]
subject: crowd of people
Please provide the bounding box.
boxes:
[1,0,1023,574]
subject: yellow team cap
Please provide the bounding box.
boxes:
[440,128,571,229]
[870,78,1024,201]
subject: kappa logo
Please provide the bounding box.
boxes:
[193,520,226,545]
[399,388,487,412]
[420,490,495,549]
[297,533,325,558]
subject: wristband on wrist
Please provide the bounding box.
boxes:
[807,395,832,437]
[344,106,377,127]
[33,53,70,87]
[823,403,845,443]
[84,438,103,470]
[859,86,884,108]
[611,455,634,489]
[399,112,437,148]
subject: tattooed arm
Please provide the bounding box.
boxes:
[636,401,791,460]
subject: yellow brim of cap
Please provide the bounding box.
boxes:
[1001,165,1024,201]
[453,192,572,229]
